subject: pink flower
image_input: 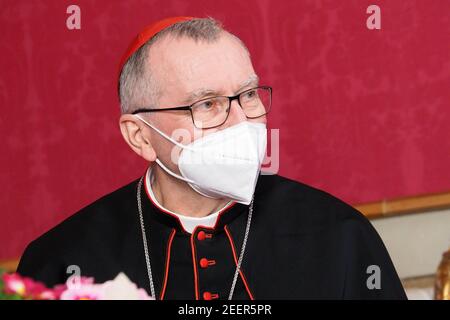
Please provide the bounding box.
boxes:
[137,288,153,300]
[59,276,104,300]
[52,284,68,300]
[60,284,105,300]
[101,273,153,300]
[2,271,153,300]
[2,273,51,299]
[50,276,94,299]
[28,281,52,300]
[37,289,57,300]
[3,273,27,296]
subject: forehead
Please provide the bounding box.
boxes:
[147,32,255,101]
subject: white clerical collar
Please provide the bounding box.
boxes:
[145,166,234,233]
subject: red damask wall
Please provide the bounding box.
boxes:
[1,0,449,259]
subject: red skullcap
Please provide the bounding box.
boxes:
[118,16,196,76]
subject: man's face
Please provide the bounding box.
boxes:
[142,32,265,172]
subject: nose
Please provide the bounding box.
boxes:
[224,99,247,127]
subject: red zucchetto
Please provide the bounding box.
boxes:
[118,16,195,75]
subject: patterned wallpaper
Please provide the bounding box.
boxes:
[1,0,449,259]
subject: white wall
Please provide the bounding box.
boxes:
[370,208,450,279]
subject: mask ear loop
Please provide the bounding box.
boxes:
[154,158,195,184]
[155,158,218,199]
[134,114,197,152]
[134,114,198,184]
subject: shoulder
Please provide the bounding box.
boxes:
[31,178,139,248]
[255,173,370,231]
[255,174,406,299]
[17,178,140,278]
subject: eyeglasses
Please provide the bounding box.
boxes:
[131,86,272,129]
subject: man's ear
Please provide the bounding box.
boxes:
[119,114,157,162]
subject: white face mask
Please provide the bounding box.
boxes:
[135,115,267,205]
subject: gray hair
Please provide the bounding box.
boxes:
[118,17,249,114]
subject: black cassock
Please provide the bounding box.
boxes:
[18,174,407,300]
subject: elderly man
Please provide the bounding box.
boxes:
[18,16,406,300]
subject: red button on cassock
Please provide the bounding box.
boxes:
[197,231,212,241]
[200,258,209,268]
[203,292,219,300]
[203,292,212,300]
[197,231,206,241]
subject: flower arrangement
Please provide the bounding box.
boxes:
[0,269,154,300]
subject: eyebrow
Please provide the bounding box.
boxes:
[182,74,260,104]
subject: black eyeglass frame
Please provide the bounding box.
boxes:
[131,85,272,129]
